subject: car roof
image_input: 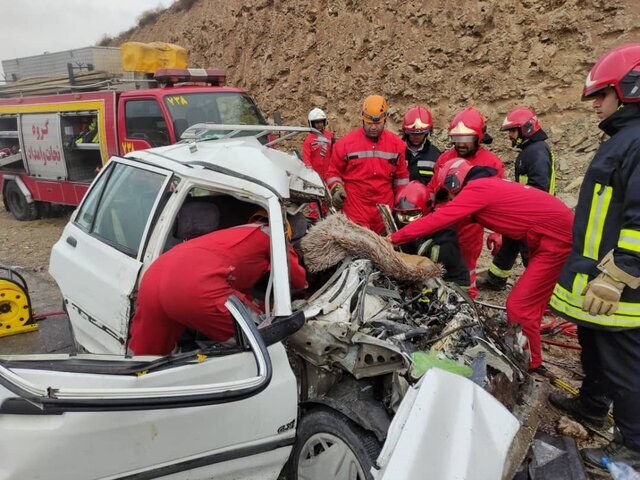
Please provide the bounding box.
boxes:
[124,136,324,199]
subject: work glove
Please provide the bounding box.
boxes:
[486,232,503,256]
[330,183,347,210]
[581,272,624,316]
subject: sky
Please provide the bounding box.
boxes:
[0,0,176,79]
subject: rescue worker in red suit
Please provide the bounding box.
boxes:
[481,107,556,291]
[427,107,505,298]
[402,105,442,184]
[128,215,307,355]
[387,158,573,372]
[394,181,470,288]
[548,44,640,469]
[326,95,409,234]
[302,107,334,182]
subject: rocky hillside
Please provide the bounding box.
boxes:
[110,0,640,203]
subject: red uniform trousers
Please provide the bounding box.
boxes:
[457,222,484,298]
[129,257,241,356]
[506,234,572,369]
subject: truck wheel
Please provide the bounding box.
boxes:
[287,408,381,480]
[5,181,39,221]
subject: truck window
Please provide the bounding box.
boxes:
[124,100,171,147]
[75,162,166,256]
[163,93,266,139]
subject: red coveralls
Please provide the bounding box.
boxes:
[428,147,504,297]
[129,225,308,355]
[391,177,573,369]
[302,130,334,182]
[326,127,409,234]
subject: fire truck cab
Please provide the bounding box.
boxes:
[0,45,268,221]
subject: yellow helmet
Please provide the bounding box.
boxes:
[361,95,388,123]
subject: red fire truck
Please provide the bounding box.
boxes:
[0,58,268,220]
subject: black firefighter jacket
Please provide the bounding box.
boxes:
[550,103,640,329]
[514,129,556,194]
[405,138,442,186]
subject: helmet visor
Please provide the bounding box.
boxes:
[396,210,424,224]
[450,135,477,143]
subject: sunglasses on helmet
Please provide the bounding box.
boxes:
[396,210,424,224]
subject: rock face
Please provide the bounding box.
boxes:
[111,0,640,193]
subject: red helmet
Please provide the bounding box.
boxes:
[583,43,640,102]
[402,106,433,135]
[394,181,430,223]
[448,107,485,142]
[500,106,541,138]
[435,158,473,196]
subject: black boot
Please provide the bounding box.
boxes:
[477,271,507,291]
[581,430,640,469]
[548,393,608,428]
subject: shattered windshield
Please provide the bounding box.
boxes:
[163,92,267,140]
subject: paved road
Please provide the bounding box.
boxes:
[1,267,73,355]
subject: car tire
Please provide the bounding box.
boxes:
[5,181,39,221]
[287,407,381,480]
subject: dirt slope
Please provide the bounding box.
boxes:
[110,0,640,200]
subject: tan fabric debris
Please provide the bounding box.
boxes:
[300,213,443,283]
[556,416,589,441]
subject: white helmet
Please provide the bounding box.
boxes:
[308,107,327,128]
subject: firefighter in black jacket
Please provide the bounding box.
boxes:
[394,181,470,288]
[548,44,640,469]
[481,107,556,290]
[402,106,442,184]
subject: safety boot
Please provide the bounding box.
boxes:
[476,272,506,291]
[581,430,640,469]
[548,393,608,429]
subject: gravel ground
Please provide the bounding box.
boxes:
[0,208,73,354]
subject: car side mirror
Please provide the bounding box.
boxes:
[259,311,305,346]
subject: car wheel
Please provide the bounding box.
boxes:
[5,181,39,221]
[288,407,381,480]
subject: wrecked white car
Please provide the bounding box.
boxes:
[0,126,542,479]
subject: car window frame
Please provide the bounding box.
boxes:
[73,157,174,260]
[0,296,272,413]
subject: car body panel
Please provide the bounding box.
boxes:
[373,368,520,480]
[0,339,297,479]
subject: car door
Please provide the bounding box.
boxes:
[50,158,173,354]
[0,297,299,480]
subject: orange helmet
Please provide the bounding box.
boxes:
[501,107,541,138]
[402,106,433,134]
[448,107,485,142]
[435,158,474,196]
[583,43,640,102]
[361,95,388,123]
